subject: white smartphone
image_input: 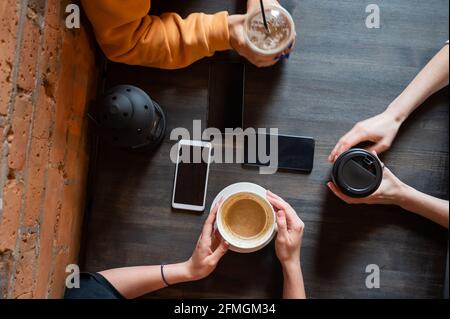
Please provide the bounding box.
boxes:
[172,140,212,212]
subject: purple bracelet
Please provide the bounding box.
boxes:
[160,264,170,287]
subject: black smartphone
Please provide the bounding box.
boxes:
[207,62,245,132]
[243,133,315,173]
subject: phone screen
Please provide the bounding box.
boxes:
[244,134,315,173]
[174,144,210,207]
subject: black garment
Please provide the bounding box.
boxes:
[64,272,124,299]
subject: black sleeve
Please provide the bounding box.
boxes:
[64,272,125,299]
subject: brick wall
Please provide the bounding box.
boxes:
[0,0,98,298]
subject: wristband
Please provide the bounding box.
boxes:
[160,264,170,287]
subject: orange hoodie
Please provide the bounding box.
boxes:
[81,0,231,69]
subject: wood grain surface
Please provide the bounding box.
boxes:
[80,0,449,298]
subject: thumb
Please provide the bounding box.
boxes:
[209,240,229,264]
[329,127,366,162]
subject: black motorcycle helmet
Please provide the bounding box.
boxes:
[92,85,166,150]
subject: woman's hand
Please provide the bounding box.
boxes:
[228,0,295,68]
[327,152,449,228]
[267,191,304,267]
[185,201,229,281]
[228,15,281,68]
[267,190,306,299]
[327,153,406,205]
[328,111,402,162]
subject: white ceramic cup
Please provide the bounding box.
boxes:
[216,189,276,252]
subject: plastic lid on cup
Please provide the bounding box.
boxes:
[331,148,383,198]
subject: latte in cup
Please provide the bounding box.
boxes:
[218,192,275,249]
[244,6,296,56]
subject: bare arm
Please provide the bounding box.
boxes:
[329,44,449,160]
[99,202,229,299]
[281,261,306,299]
[386,44,449,122]
[328,157,449,229]
[81,0,231,69]
[81,0,294,69]
[267,191,306,299]
[398,183,449,228]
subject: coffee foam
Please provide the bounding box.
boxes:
[220,192,274,241]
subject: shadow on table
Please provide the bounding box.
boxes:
[244,62,285,126]
[312,186,391,279]
[81,140,159,269]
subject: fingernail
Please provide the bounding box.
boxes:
[288,42,293,49]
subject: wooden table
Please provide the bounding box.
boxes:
[80,0,449,298]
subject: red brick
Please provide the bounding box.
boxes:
[0,0,19,115]
[44,0,61,30]
[16,13,41,92]
[49,249,69,299]
[22,85,53,227]
[39,2,61,101]
[31,85,53,139]
[23,137,49,227]
[57,148,88,252]
[1,0,97,299]
[0,180,23,252]
[48,30,72,166]
[55,30,93,248]
[34,167,62,298]
[8,93,32,171]
[13,231,38,298]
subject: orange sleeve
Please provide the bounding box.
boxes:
[81,0,231,69]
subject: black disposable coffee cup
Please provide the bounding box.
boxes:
[331,148,383,198]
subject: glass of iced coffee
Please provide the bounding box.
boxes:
[244,6,296,57]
